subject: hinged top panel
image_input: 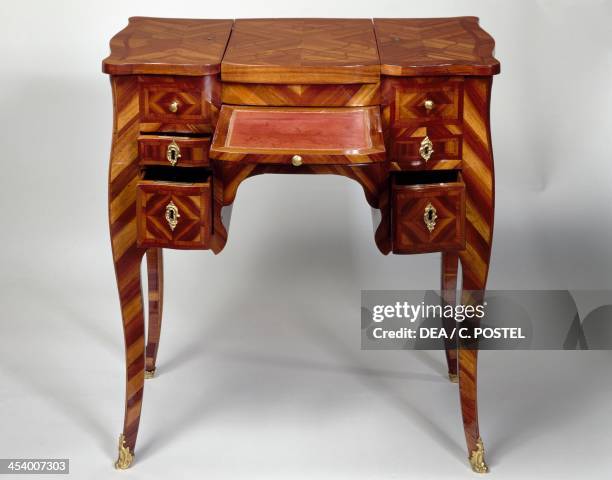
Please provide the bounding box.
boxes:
[102,17,234,75]
[374,17,500,76]
[221,19,381,84]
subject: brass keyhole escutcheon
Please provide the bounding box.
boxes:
[424,202,437,232]
[419,136,434,162]
[291,154,303,167]
[424,99,435,111]
[169,100,179,113]
[166,140,181,166]
[165,201,180,231]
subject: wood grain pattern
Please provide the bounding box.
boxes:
[102,17,233,76]
[145,249,164,375]
[392,174,466,253]
[139,75,220,134]
[210,106,386,164]
[456,76,495,468]
[392,127,462,169]
[222,19,381,84]
[382,77,464,170]
[221,82,381,107]
[441,252,459,380]
[374,17,500,76]
[108,75,146,462]
[137,178,212,249]
[138,135,210,167]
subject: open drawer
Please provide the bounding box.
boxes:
[210,105,386,165]
[137,167,212,249]
[392,170,465,254]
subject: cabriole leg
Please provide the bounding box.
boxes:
[108,75,145,469]
[457,75,495,473]
[145,248,164,378]
[441,252,459,383]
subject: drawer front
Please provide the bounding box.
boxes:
[387,77,463,124]
[138,136,210,167]
[390,126,462,170]
[139,76,219,134]
[383,77,464,170]
[137,179,212,249]
[392,173,465,254]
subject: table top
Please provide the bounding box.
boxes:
[374,17,500,76]
[221,18,380,84]
[102,17,234,76]
[102,17,499,79]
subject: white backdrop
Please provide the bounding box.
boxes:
[1,1,611,479]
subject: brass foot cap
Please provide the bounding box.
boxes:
[469,438,489,474]
[114,434,134,469]
[144,368,156,379]
[448,372,459,383]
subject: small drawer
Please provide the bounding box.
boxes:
[137,168,212,249]
[388,77,463,124]
[392,171,465,254]
[390,126,462,170]
[138,135,210,168]
[139,76,218,134]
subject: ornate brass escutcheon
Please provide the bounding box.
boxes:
[424,202,437,232]
[165,201,180,231]
[166,140,181,166]
[424,99,435,111]
[419,136,434,162]
[168,100,179,113]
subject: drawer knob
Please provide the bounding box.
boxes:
[166,140,181,166]
[169,100,179,113]
[291,154,303,167]
[165,201,180,231]
[424,99,435,111]
[419,136,434,162]
[424,202,438,232]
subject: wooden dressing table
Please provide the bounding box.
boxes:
[103,17,499,473]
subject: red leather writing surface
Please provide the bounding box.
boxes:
[226,109,371,150]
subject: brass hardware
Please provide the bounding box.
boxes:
[424,99,435,111]
[419,136,434,162]
[448,372,459,383]
[115,434,134,469]
[424,202,437,233]
[144,369,156,379]
[469,437,489,474]
[169,100,179,113]
[291,154,303,167]
[165,201,180,231]
[166,140,181,166]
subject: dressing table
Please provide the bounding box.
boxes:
[103,17,499,473]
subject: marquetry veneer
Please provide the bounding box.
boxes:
[103,16,500,474]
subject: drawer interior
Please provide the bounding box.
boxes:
[141,167,210,184]
[393,169,461,186]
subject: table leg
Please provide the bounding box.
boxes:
[112,246,146,470]
[145,248,164,378]
[441,252,459,383]
[108,76,145,469]
[457,76,495,473]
